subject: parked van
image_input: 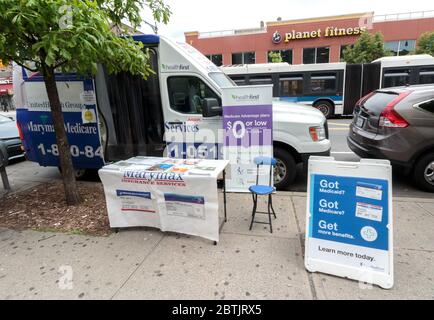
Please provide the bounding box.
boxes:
[13,35,331,189]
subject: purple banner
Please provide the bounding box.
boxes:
[223,104,273,148]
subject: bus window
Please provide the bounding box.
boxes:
[248,75,272,85]
[310,73,337,93]
[280,75,303,96]
[230,76,247,86]
[383,68,410,88]
[167,76,221,114]
[419,67,434,85]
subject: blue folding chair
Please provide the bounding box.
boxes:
[249,156,277,233]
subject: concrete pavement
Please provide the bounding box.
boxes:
[1,189,434,299]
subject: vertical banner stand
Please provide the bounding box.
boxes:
[305,156,394,289]
[221,85,273,192]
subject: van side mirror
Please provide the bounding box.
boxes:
[202,98,222,117]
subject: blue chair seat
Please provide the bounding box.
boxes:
[249,185,275,195]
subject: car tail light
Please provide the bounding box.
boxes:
[379,91,411,128]
[356,91,375,106]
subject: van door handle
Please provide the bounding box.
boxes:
[167,121,183,125]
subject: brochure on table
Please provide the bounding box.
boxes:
[305,156,394,289]
[221,85,273,192]
[98,156,229,242]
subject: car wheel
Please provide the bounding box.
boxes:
[314,100,334,119]
[413,152,434,192]
[273,147,296,190]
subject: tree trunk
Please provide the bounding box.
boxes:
[43,67,81,205]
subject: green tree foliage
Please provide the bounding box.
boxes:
[342,31,390,64]
[0,0,171,204]
[268,51,283,63]
[415,31,434,56]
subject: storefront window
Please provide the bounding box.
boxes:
[303,48,315,64]
[384,40,416,56]
[303,47,329,64]
[205,54,223,66]
[268,49,293,64]
[280,75,303,96]
[316,47,330,64]
[232,52,255,64]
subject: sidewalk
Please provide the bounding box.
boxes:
[1,169,434,299]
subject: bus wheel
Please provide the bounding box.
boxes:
[314,100,333,118]
[273,147,296,190]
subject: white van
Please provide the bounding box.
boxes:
[14,34,330,189]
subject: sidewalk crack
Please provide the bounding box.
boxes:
[110,234,165,300]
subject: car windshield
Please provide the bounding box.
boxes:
[209,72,236,88]
[0,115,12,124]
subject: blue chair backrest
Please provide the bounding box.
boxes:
[253,156,276,186]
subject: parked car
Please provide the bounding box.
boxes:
[347,84,434,192]
[0,114,24,161]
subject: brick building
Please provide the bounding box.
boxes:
[184,11,434,66]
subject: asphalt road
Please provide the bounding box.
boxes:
[287,117,434,198]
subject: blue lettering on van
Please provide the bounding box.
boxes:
[164,122,199,133]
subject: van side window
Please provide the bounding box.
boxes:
[167,76,220,114]
[418,99,434,114]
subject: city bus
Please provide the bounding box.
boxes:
[220,54,434,118]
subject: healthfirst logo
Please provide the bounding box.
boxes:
[231,94,260,101]
[161,63,190,71]
[122,170,185,186]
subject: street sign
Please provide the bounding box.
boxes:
[305,156,394,289]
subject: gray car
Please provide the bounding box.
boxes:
[347,84,434,192]
[0,114,24,161]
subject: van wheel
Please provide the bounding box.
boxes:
[273,147,296,190]
[413,152,434,192]
[314,100,334,119]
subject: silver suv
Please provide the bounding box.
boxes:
[347,84,434,192]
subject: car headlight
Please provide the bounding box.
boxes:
[309,126,326,141]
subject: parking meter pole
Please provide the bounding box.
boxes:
[0,141,11,191]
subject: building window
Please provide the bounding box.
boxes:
[205,54,223,66]
[303,47,329,64]
[232,52,255,64]
[268,49,293,64]
[384,40,416,56]
[340,44,353,61]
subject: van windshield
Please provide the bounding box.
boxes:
[209,72,236,88]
